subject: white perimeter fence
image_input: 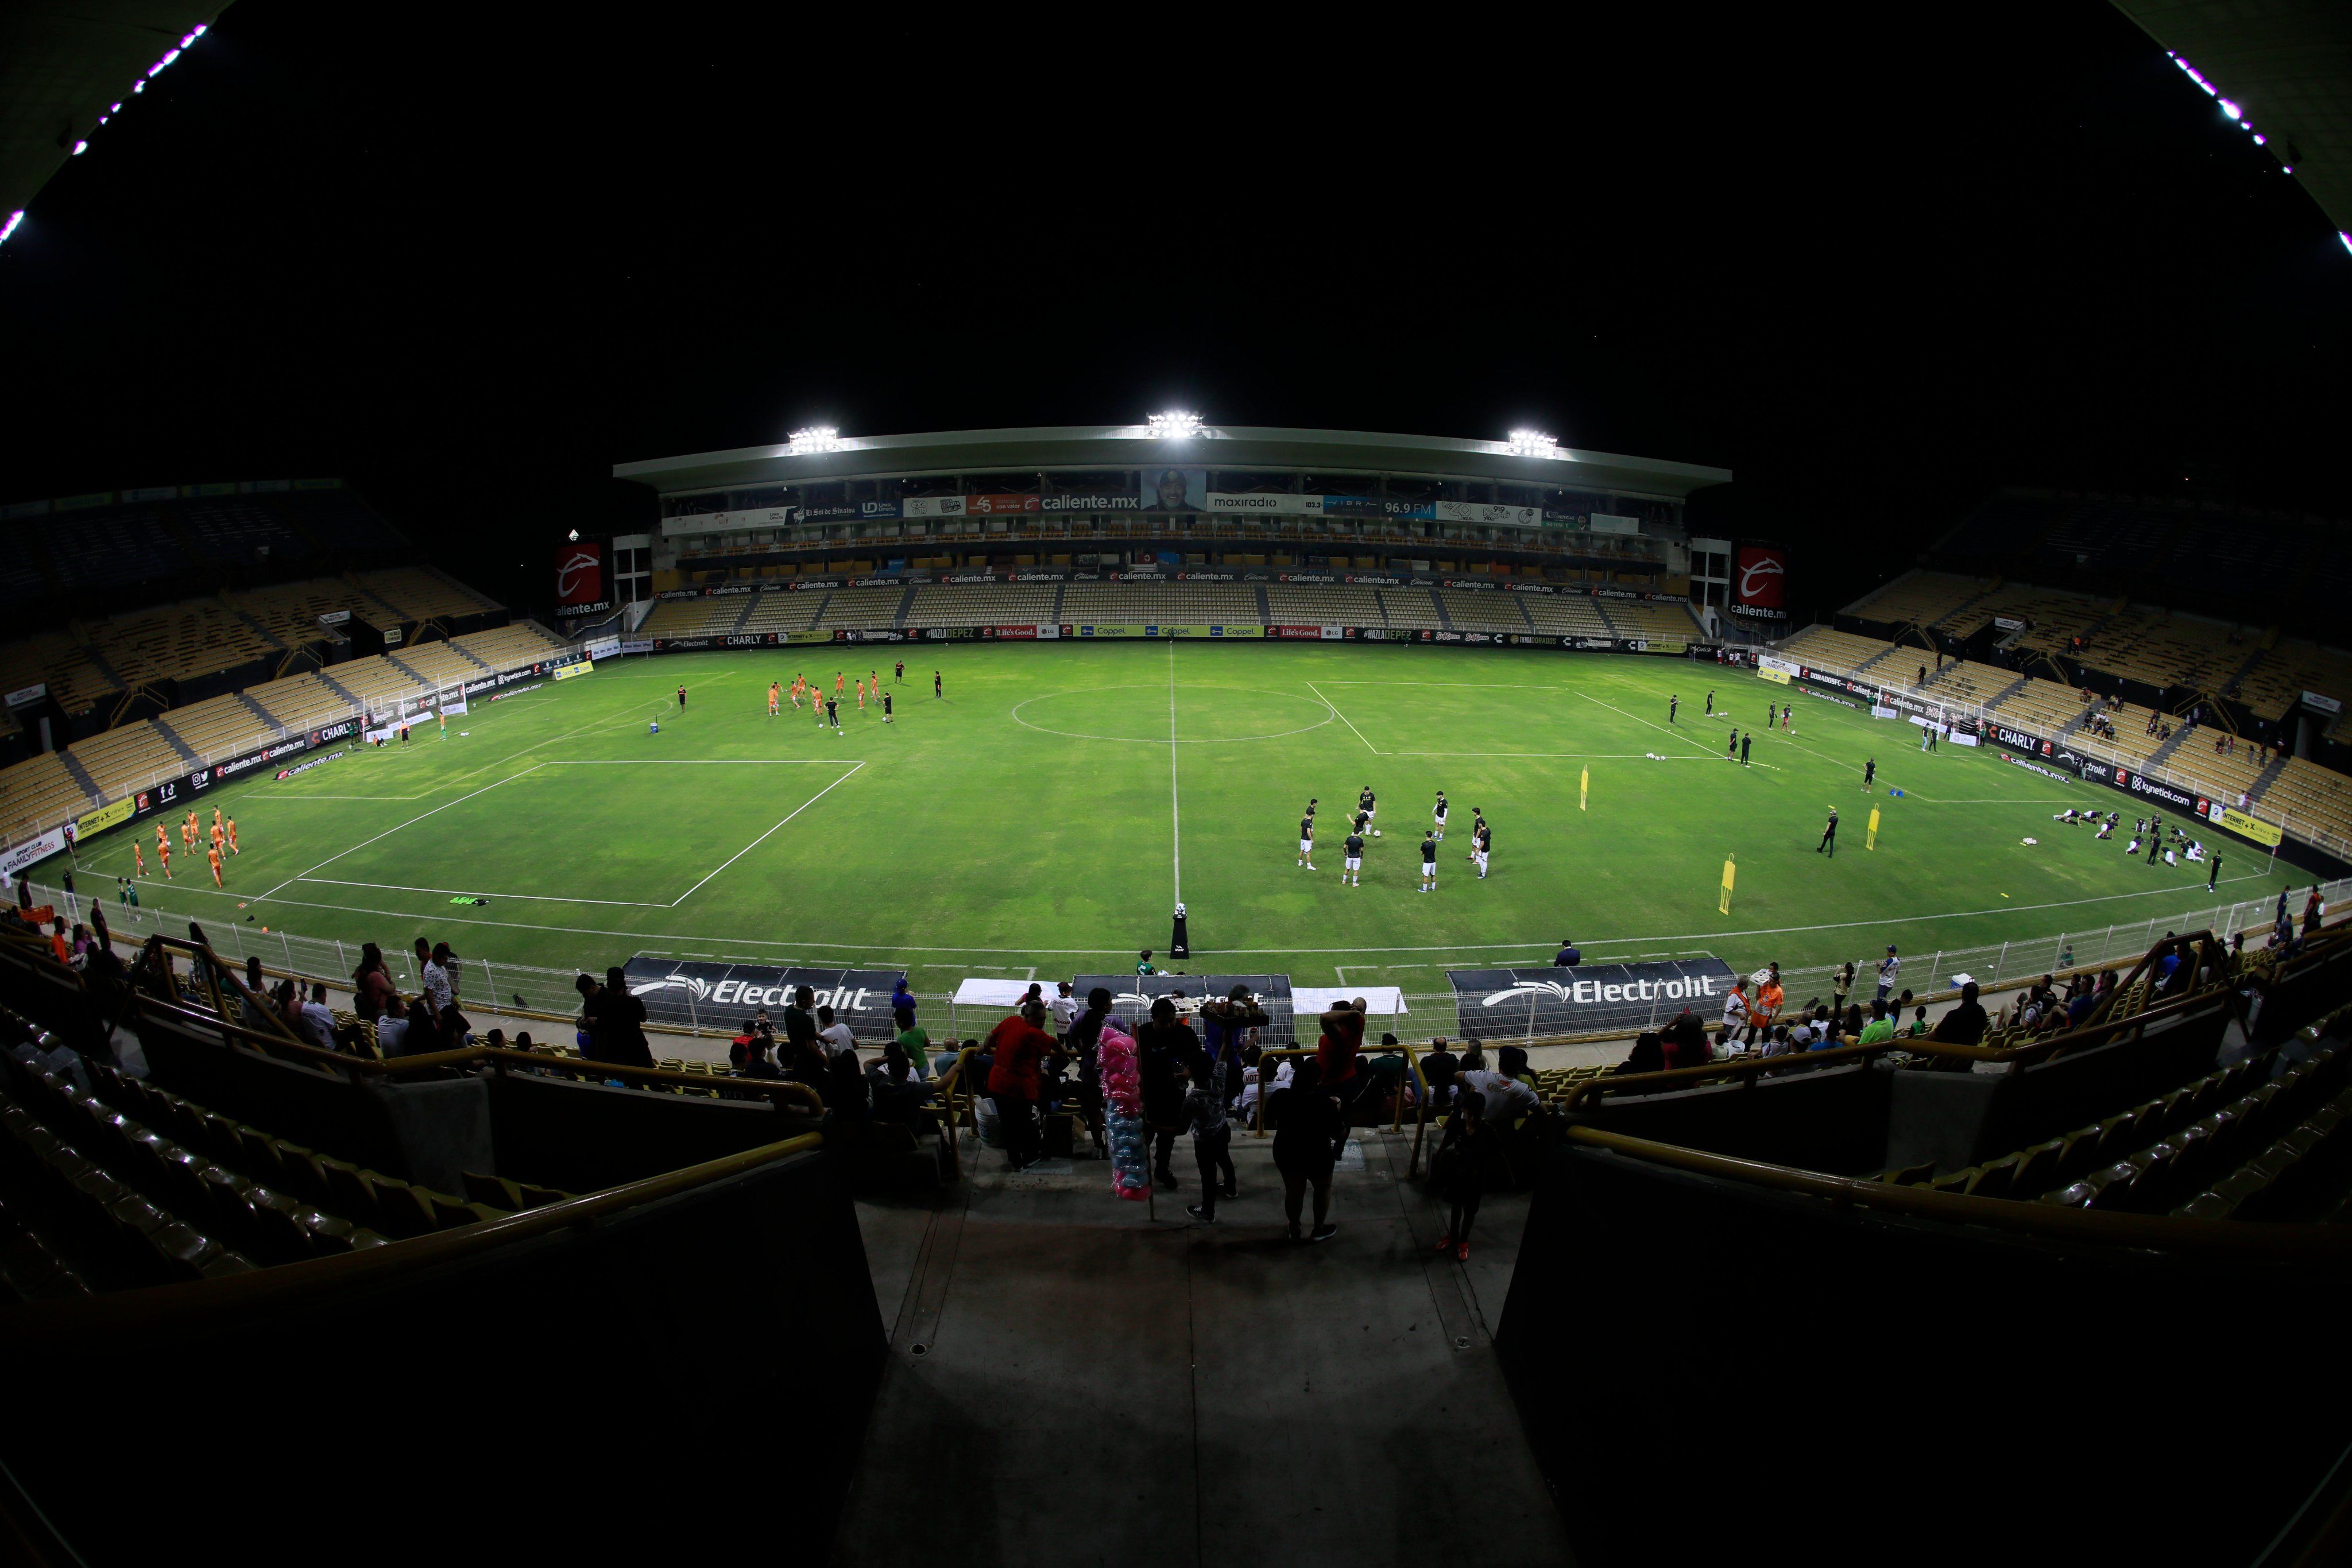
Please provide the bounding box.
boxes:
[27,872,2347,1050]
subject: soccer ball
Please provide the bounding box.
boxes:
[1372,828,1381,837]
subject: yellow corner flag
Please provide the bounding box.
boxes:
[1866,806,1881,850]
[1580,765,1590,812]
[1719,853,1736,915]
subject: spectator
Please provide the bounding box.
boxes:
[1316,997,1369,1157]
[1199,985,1266,1097]
[1720,977,1750,1053]
[47,918,69,969]
[1458,1060,1540,1125]
[817,1004,857,1062]
[351,942,395,1021]
[1875,945,1900,1002]
[1761,1025,1796,1058]
[374,994,412,1056]
[1856,999,1896,1045]
[893,1006,932,1079]
[783,986,819,1062]
[1047,980,1078,1040]
[1831,960,1856,1016]
[1137,997,1200,1189]
[1616,1032,1665,1074]
[867,1042,932,1121]
[1067,987,1113,1156]
[1659,1008,1710,1069]
[736,1031,783,1079]
[1553,938,1581,967]
[1432,1090,1499,1263]
[823,1051,871,1125]
[1419,1036,1461,1109]
[984,1000,1056,1172]
[420,940,458,1020]
[589,967,655,1070]
[1931,981,1989,1045]
[889,976,918,1019]
[1363,1034,1409,1116]
[1270,1058,1341,1243]
[1909,1005,1931,1038]
[1181,1055,1237,1224]
[398,994,445,1058]
[297,981,338,1051]
[1751,966,1785,1046]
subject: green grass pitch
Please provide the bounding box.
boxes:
[59,644,2294,998]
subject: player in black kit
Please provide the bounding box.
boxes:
[1817,807,1839,855]
[1669,694,1678,725]
[825,695,838,730]
[1297,812,1317,870]
[1342,828,1365,886]
[676,684,687,711]
[934,670,942,698]
[1862,757,1876,792]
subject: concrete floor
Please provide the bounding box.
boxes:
[834,1128,1572,1567]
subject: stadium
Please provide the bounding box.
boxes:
[2,7,2350,1567]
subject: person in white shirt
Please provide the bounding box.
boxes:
[419,941,457,1020]
[816,1004,858,1062]
[1875,946,1900,1002]
[1456,1067,1539,1125]
[1720,980,1750,1052]
[1049,981,1080,1039]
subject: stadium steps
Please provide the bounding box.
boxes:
[1255,585,1271,622]
[1429,592,1455,630]
[1929,581,2002,631]
[382,651,430,686]
[225,599,286,652]
[231,690,281,731]
[1050,583,1067,622]
[350,573,408,622]
[146,717,203,767]
[2140,724,2198,773]
[2218,641,2269,698]
[53,749,100,802]
[2250,750,2292,806]
[889,584,916,629]
[1849,640,1904,675]
[313,668,363,710]
[1981,673,2034,710]
[1591,598,1622,634]
[729,595,762,632]
[446,640,495,673]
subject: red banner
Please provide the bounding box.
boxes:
[1734,544,1786,612]
[966,493,1040,516]
[992,625,1039,639]
[555,541,606,608]
[1274,626,1326,639]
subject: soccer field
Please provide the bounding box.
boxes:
[55,643,2296,1001]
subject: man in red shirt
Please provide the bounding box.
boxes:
[1316,997,1369,1163]
[985,1001,1058,1171]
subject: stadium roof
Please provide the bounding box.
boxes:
[2113,0,2352,239]
[0,2,222,236]
[613,425,1734,501]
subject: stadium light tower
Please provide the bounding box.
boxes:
[787,425,844,454]
[1145,410,1203,440]
[1507,429,1561,458]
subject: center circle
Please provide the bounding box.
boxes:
[1011,684,1337,744]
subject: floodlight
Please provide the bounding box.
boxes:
[1507,429,1560,458]
[0,211,21,246]
[787,425,843,453]
[149,49,179,76]
[2253,134,2266,146]
[2219,99,2241,121]
[2341,233,2352,257]
[1146,411,1202,440]
[70,141,87,156]
[567,529,579,542]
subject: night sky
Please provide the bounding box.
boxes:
[0,4,2344,621]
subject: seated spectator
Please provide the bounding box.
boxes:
[823,1050,871,1125]
[1659,1008,1710,1069]
[297,982,338,1051]
[893,1006,932,1079]
[1459,1061,1540,1124]
[1615,1032,1665,1074]
[374,994,412,1056]
[1856,1000,1896,1045]
[397,995,444,1058]
[1496,1044,1534,1082]
[1909,1005,1931,1037]
[1363,1035,1409,1116]
[1930,981,1989,1045]
[818,1004,857,1062]
[1418,1037,1460,1109]
[1760,1025,1797,1058]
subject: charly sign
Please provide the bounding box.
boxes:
[1070,972,1298,1046]
[620,958,907,1039]
[1445,959,1737,1038]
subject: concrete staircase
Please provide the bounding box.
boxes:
[1982,673,2034,711]
[2249,750,2291,807]
[146,718,203,767]
[729,595,761,632]
[315,668,363,708]
[55,749,100,802]
[889,584,917,629]
[233,690,281,730]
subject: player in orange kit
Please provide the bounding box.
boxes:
[210,820,225,859]
[133,842,145,878]
[157,839,172,878]
[768,680,780,718]
[225,816,238,855]
[856,678,865,711]
[207,843,223,888]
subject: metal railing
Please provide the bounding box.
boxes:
[29,872,2346,1054]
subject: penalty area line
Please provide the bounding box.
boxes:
[667,761,866,907]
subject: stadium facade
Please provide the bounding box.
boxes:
[595,424,1755,633]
